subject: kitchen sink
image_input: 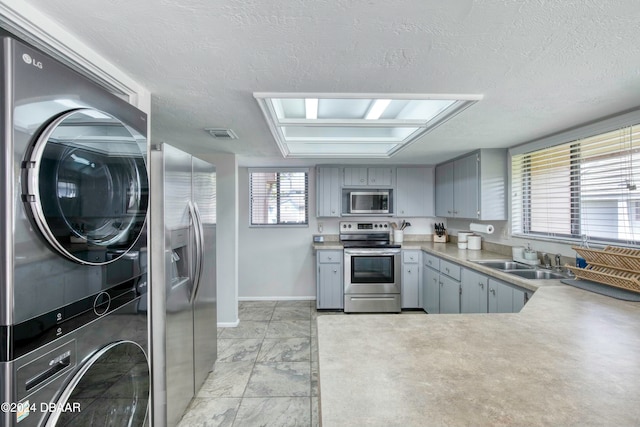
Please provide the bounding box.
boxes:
[503,269,567,280]
[473,260,532,270]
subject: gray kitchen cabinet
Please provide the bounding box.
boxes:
[487,279,515,313]
[460,268,488,313]
[396,167,435,217]
[316,167,341,217]
[316,250,344,309]
[488,278,530,313]
[439,274,460,314]
[434,149,507,220]
[439,259,461,313]
[435,161,454,217]
[368,167,393,186]
[453,153,480,219]
[512,288,528,312]
[343,167,393,187]
[343,167,368,186]
[422,252,440,314]
[402,250,421,308]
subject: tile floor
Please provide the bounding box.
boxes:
[177,300,326,427]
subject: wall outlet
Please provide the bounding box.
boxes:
[318,222,323,233]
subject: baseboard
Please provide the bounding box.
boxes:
[239,296,316,302]
[217,319,240,328]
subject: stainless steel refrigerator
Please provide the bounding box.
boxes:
[149,143,217,427]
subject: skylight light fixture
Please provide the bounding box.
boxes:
[365,99,391,120]
[253,93,483,158]
[305,98,318,120]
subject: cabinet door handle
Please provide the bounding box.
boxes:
[479,282,484,289]
[333,269,337,273]
[407,269,412,274]
[445,268,450,273]
[448,210,452,214]
[490,288,495,295]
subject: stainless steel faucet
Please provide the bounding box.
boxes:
[542,253,551,269]
[555,254,562,270]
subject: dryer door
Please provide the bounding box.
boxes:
[22,109,148,265]
[44,341,149,427]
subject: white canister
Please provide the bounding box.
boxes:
[467,235,482,250]
[457,242,468,250]
[457,231,474,243]
[393,230,404,243]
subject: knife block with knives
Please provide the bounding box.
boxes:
[433,223,448,243]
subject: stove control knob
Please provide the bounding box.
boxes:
[348,224,352,228]
[383,224,388,228]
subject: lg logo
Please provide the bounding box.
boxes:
[22,53,43,69]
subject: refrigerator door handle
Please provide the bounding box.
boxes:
[188,201,203,304]
[192,201,206,301]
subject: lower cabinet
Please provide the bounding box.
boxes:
[439,274,461,314]
[488,278,528,313]
[421,251,533,314]
[422,263,440,314]
[402,250,422,309]
[316,250,343,309]
[461,268,489,313]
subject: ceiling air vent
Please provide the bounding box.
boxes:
[205,128,238,139]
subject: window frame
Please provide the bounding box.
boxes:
[510,109,640,247]
[248,167,309,227]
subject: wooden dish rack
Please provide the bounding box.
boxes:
[566,246,640,294]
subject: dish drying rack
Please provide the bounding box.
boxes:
[566,246,640,294]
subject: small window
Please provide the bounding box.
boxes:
[250,169,308,226]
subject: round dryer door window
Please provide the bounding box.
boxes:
[45,341,149,427]
[22,109,148,265]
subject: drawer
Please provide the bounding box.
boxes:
[403,250,420,264]
[423,252,440,270]
[318,250,342,264]
[440,259,461,281]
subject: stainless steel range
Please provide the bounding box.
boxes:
[341,221,401,313]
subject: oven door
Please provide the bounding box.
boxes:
[344,248,401,294]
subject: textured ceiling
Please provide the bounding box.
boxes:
[20,0,640,166]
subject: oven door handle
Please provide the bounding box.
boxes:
[344,249,401,256]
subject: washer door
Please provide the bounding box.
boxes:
[45,341,149,427]
[22,109,148,265]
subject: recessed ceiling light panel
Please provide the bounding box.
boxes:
[253,93,482,158]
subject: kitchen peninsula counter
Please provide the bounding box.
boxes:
[317,274,640,426]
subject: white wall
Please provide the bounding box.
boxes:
[238,167,317,300]
[238,166,442,300]
[200,153,239,326]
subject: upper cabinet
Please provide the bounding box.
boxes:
[316,165,435,218]
[435,149,507,220]
[396,167,434,217]
[316,167,341,217]
[343,167,394,187]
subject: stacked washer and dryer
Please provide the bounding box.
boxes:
[0,31,150,426]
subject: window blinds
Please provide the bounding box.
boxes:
[250,170,308,225]
[512,125,640,246]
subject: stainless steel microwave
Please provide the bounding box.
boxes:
[349,191,390,214]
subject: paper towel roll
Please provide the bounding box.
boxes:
[469,223,494,234]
